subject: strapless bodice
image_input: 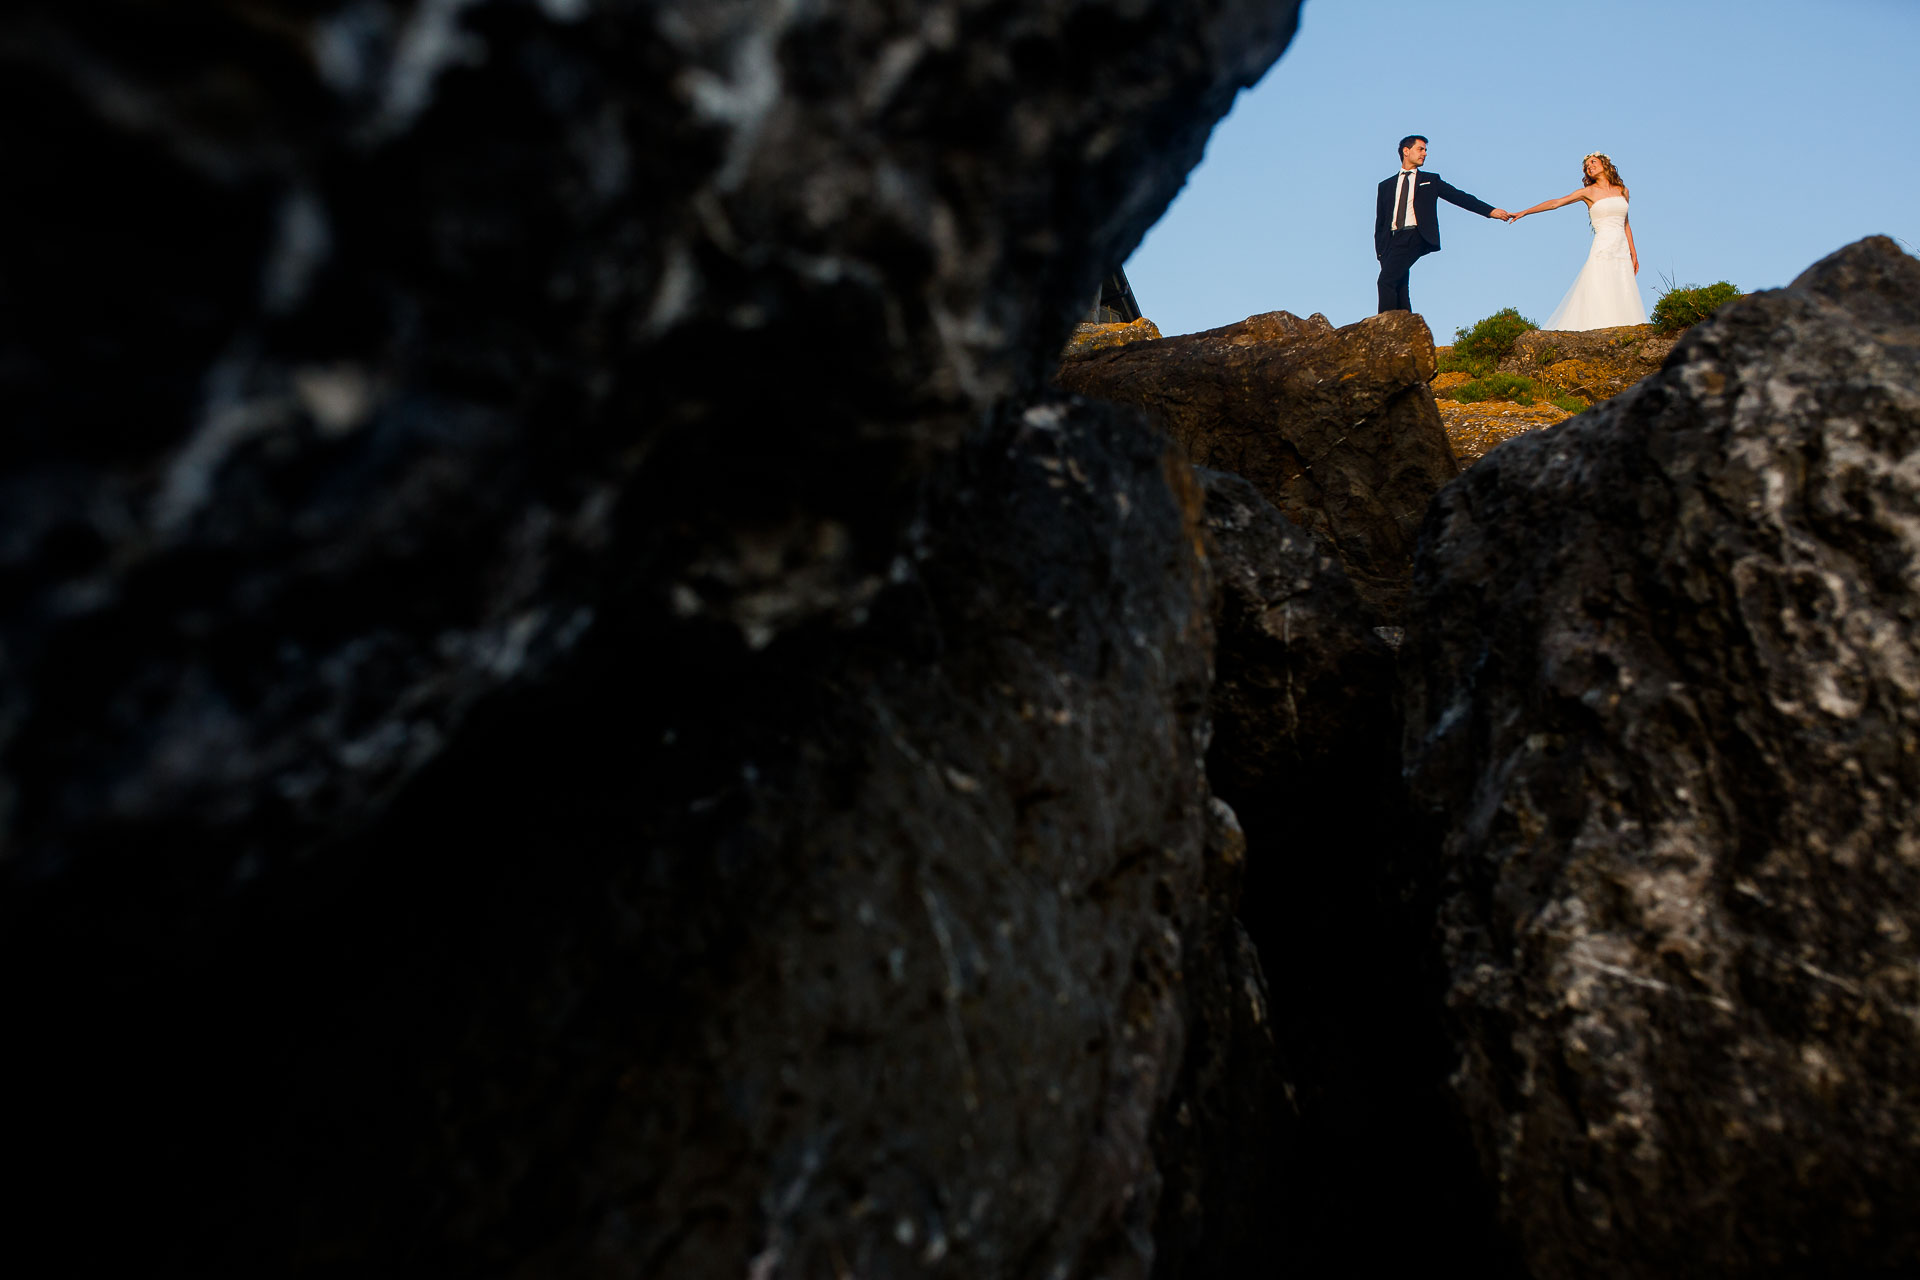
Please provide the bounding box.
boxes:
[1587,196,1630,258]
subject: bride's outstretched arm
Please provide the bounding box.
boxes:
[1511,189,1586,221]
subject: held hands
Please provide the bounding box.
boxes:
[1490,208,1515,222]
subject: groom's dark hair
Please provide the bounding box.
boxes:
[1398,135,1427,161]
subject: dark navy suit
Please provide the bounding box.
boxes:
[1374,169,1497,313]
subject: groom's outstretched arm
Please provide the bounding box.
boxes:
[1432,176,1504,220]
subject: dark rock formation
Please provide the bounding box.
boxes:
[0,0,1308,1272]
[0,0,1300,880]
[1196,468,1398,803]
[1499,324,1676,403]
[1150,795,1290,1280]
[10,394,1260,1276]
[520,397,1227,1280]
[1058,310,1458,620]
[1405,236,1920,1277]
[1195,467,1513,1276]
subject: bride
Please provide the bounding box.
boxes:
[1512,153,1645,330]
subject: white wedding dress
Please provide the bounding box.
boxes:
[1543,196,1645,330]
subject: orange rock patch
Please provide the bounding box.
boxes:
[1063,317,1163,359]
[1436,397,1574,465]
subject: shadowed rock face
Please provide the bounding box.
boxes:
[1057,310,1458,621]
[9,394,1251,1274]
[1196,468,1397,804]
[497,398,1224,1280]
[1149,794,1291,1280]
[1195,468,1515,1278]
[0,0,1300,880]
[0,0,1307,1272]
[1405,236,1920,1277]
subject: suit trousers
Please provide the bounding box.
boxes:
[1377,228,1432,314]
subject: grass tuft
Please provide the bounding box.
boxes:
[1451,371,1538,405]
[1446,370,1588,414]
[1435,349,1493,377]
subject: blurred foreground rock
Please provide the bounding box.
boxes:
[0,0,1299,879]
[0,0,1306,1271]
[1405,236,1920,1277]
[1059,310,1458,620]
[530,397,1233,1279]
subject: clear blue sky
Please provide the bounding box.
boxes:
[1124,0,1920,343]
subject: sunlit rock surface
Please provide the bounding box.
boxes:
[1063,317,1165,359]
[1432,393,1577,465]
[1405,237,1920,1277]
[1500,323,1676,403]
[1058,310,1458,621]
[1432,327,1678,466]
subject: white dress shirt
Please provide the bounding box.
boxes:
[1392,168,1419,231]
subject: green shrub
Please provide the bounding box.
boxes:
[1436,348,1493,377]
[1446,372,1590,415]
[1650,280,1741,334]
[1534,344,1561,367]
[1451,307,1538,368]
[1450,371,1542,406]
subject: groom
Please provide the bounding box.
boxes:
[1375,135,1511,314]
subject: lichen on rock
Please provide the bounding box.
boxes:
[1064,317,1164,359]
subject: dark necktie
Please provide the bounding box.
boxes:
[1394,172,1415,232]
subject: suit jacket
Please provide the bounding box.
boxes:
[1374,170,1496,258]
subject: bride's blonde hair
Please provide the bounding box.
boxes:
[1583,153,1628,200]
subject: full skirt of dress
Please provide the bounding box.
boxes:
[1543,197,1645,331]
